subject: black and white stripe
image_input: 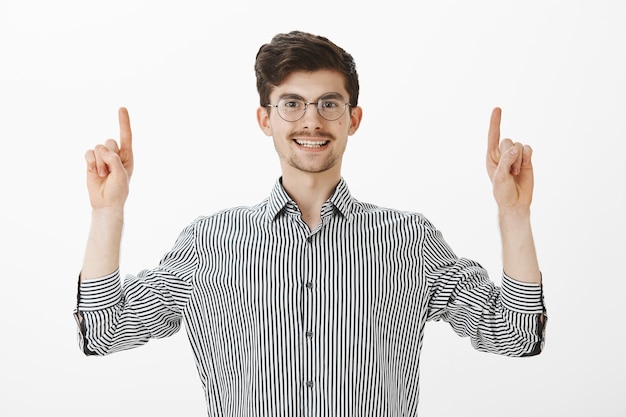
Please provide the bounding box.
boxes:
[75,178,545,416]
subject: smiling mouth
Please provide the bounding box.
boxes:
[294,139,329,148]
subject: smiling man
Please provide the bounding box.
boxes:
[257,69,362,229]
[75,30,546,416]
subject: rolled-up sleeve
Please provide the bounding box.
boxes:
[499,273,546,356]
[424,224,546,357]
[74,222,198,356]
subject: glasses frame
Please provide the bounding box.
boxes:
[265,96,353,122]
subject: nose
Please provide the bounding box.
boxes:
[301,102,322,126]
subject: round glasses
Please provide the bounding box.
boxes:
[266,95,352,122]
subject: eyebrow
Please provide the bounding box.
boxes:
[277,92,346,101]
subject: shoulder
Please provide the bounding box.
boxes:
[350,199,438,232]
[187,199,270,231]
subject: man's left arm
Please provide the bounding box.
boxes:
[486,107,541,286]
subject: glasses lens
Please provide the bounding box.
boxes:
[278,99,306,122]
[318,98,346,121]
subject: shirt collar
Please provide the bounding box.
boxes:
[265,177,354,222]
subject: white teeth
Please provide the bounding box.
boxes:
[295,139,328,148]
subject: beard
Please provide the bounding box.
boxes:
[286,152,339,174]
[283,130,340,174]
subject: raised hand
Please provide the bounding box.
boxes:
[84,107,134,210]
[486,107,534,211]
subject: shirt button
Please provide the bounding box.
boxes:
[305,281,313,289]
[306,380,314,388]
[305,331,314,339]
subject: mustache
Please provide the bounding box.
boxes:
[290,131,334,140]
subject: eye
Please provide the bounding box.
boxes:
[280,99,304,109]
[320,99,341,109]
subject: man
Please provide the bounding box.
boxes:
[76,31,545,415]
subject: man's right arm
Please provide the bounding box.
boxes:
[81,208,124,280]
[81,107,134,281]
[76,107,152,356]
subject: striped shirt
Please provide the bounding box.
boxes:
[75,177,546,416]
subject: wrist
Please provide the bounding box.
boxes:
[498,205,531,223]
[91,206,124,224]
[498,205,533,243]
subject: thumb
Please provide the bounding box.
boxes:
[495,144,523,181]
[97,145,125,178]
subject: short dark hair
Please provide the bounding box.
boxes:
[254,31,360,107]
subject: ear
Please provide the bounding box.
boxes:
[348,106,363,136]
[256,107,272,136]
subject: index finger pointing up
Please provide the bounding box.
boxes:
[488,106,502,153]
[118,107,132,152]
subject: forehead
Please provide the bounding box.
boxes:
[270,69,348,100]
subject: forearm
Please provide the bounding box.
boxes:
[81,208,124,281]
[499,207,541,284]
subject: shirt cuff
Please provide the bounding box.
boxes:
[500,273,545,314]
[77,269,122,311]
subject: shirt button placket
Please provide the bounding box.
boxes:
[303,232,316,415]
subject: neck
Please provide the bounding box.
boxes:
[281,169,340,230]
